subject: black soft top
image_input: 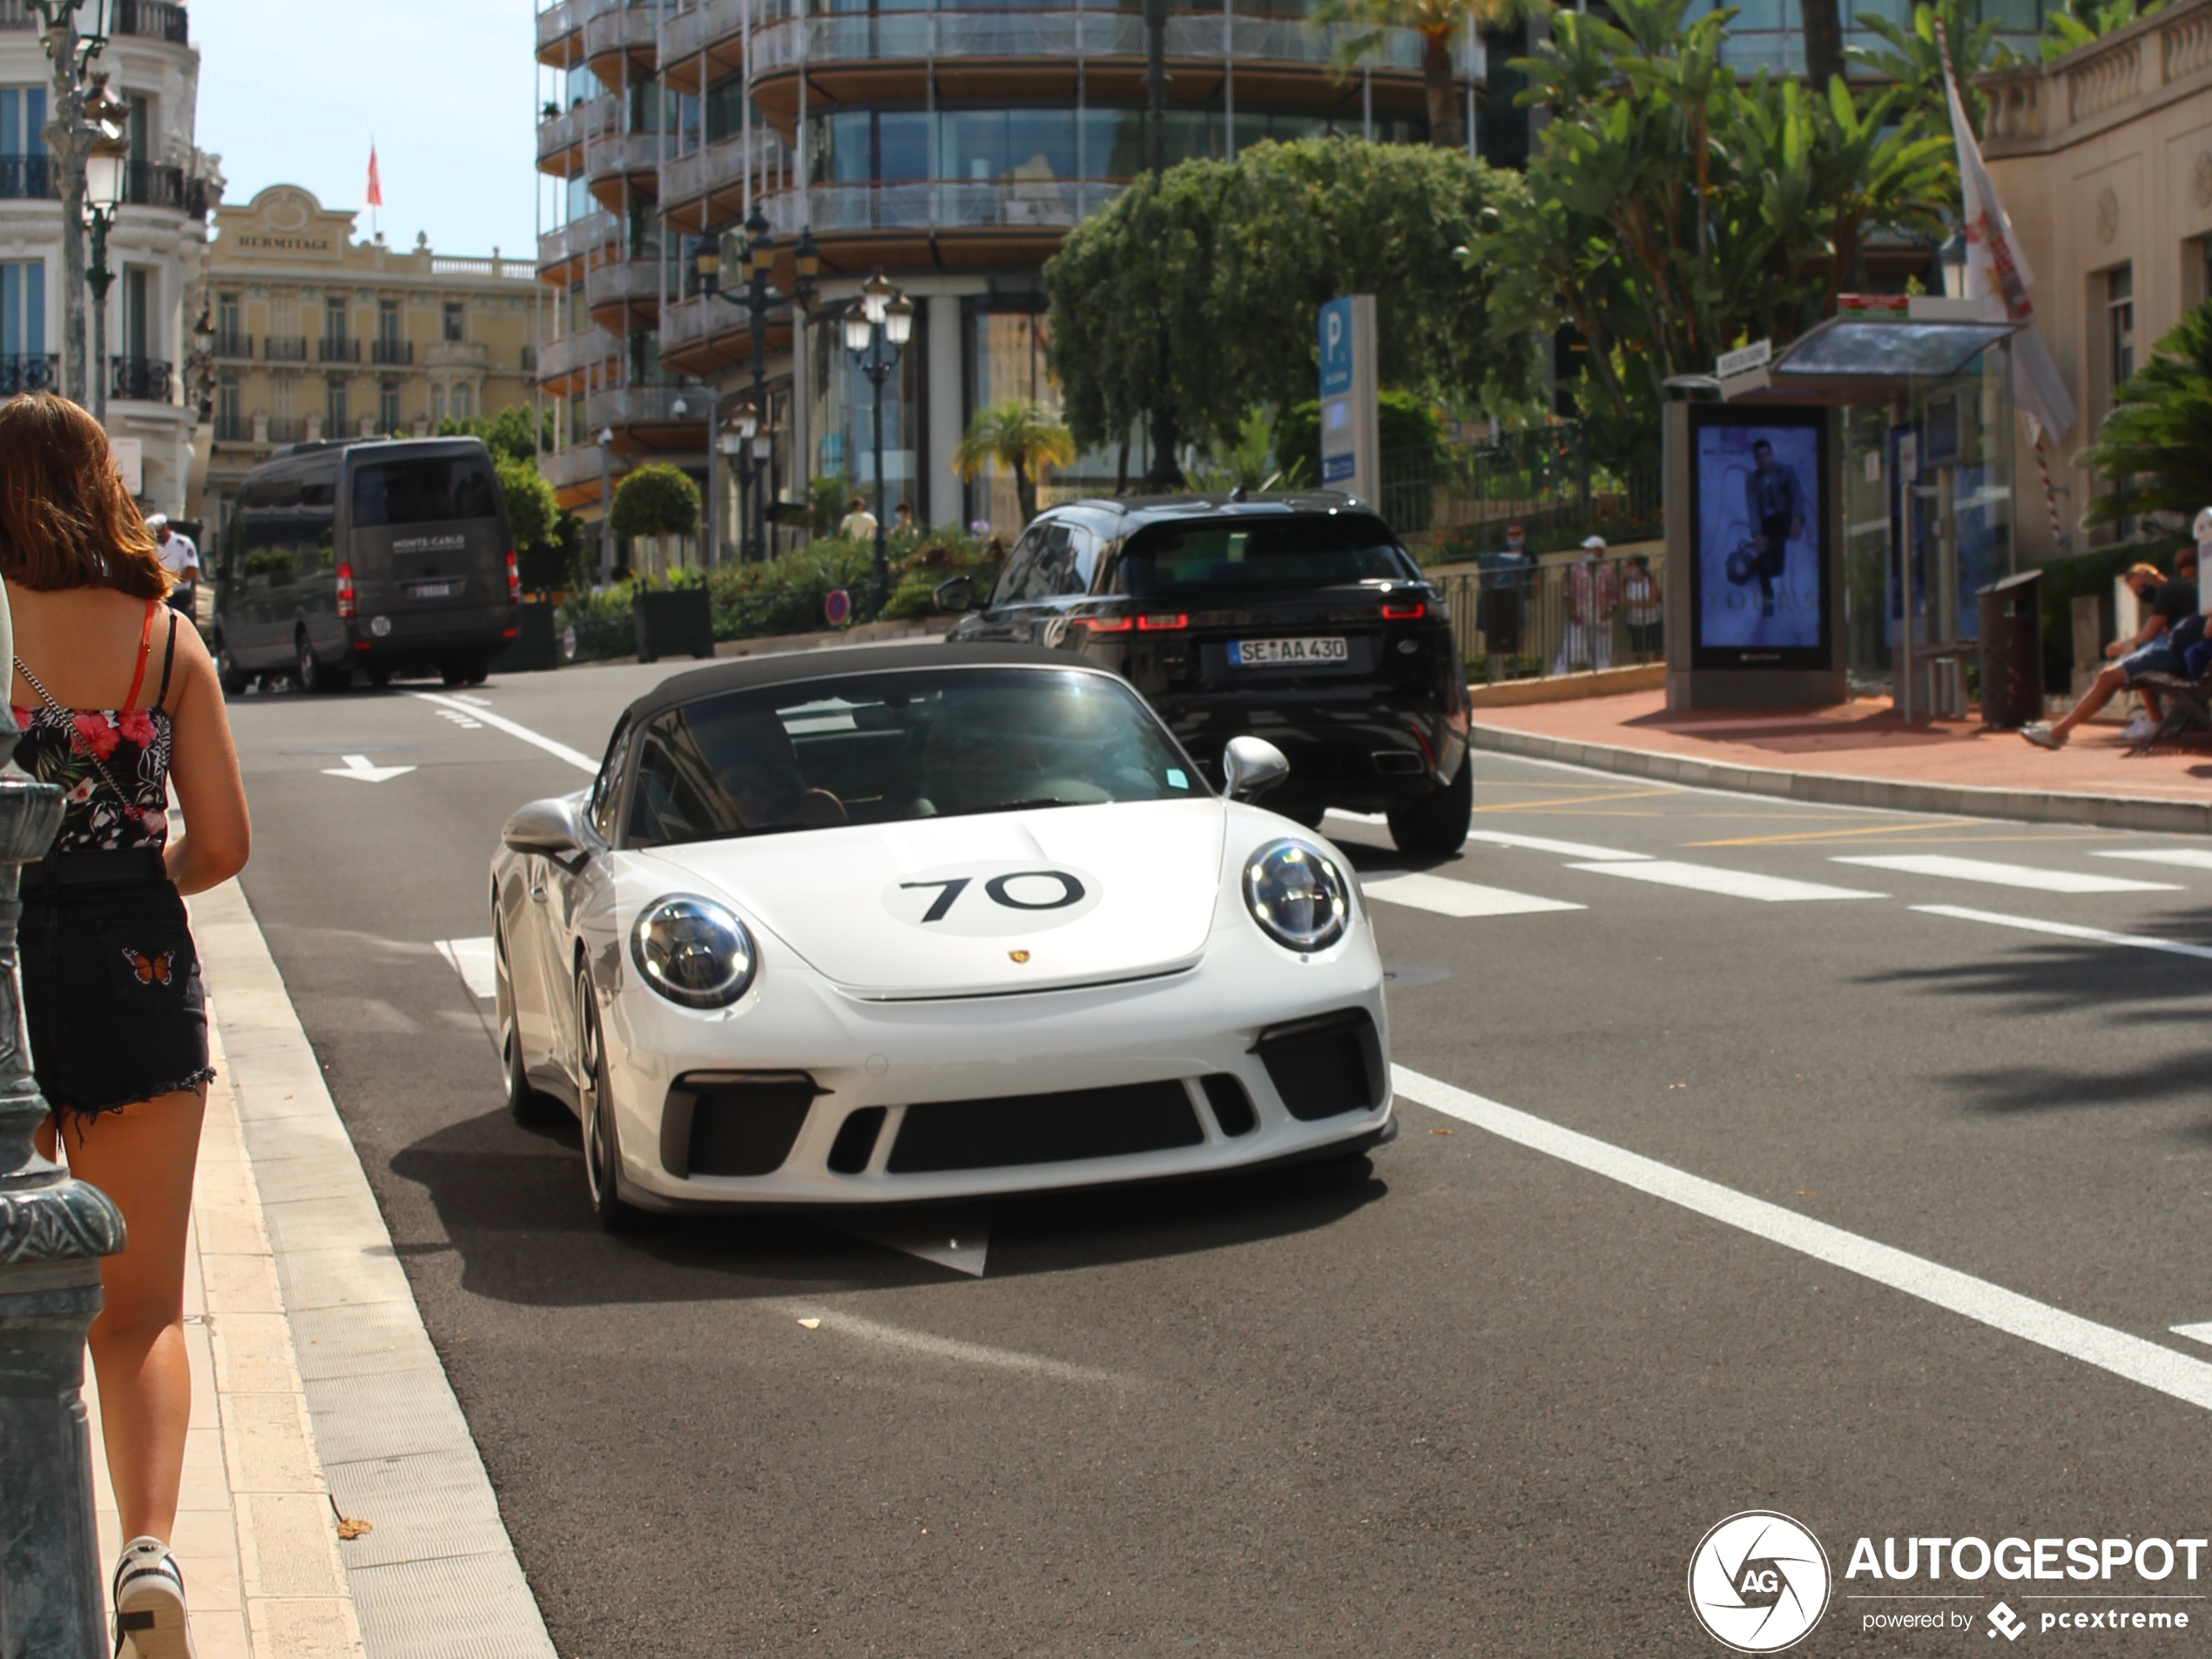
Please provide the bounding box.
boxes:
[621,640,1094,728]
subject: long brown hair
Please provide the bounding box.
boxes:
[0,395,169,597]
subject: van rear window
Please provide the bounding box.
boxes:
[351,458,499,527]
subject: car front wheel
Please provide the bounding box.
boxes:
[574,966,639,1232]
[496,919,563,1127]
[1386,753,1473,856]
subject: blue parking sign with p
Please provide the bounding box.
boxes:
[1318,298,1352,399]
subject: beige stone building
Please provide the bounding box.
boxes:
[1980,0,2212,559]
[198,184,540,535]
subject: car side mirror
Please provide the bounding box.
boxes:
[502,797,583,858]
[933,574,977,613]
[1221,736,1290,801]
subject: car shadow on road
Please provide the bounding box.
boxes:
[388,1107,1387,1306]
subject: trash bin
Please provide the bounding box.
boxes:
[633,588,715,664]
[1976,569,2043,729]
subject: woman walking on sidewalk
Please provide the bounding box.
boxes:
[2,394,250,1659]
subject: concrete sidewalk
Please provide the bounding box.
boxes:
[72,880,555,1658]
[1469,690,2212,833]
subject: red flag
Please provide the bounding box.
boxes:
[365,143,383,209]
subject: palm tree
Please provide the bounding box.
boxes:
[953,400,1077,528]
[1312,0,1519,151]
[2080,297,2212,551]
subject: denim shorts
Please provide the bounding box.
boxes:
[18,868,214,1125]
[2120,643,2184,683]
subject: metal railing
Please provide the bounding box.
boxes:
[318,337,360,363]
[536,326,621,384]
[584,130,665,183]
[536,0,580,53]
[1433,554,1669,681]
[0,354,57,395]
[759,178,1123,236]
[659,128,790,215]
[114,0,188,42]
[745,9,1439,73]
[583,382,702,430]
[370,338,413,365]
[266,415,307,443]
[1376,430,1661,555]
[583,1,658,59]
[212,330,251,359]
[212,410,247,442]
[125,160,185,208]
[110,356,172,402]
[583,257,665,309]
[538,208,618,273]
[264,335,307,361]
[0,154,51,199]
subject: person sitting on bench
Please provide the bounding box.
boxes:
[2022,550,2199,749]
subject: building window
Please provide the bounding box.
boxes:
[122,266,151,362]
[326,376,348,435]
[2106,264,2134,394]
[378,300,400,345]
[216,375,241,442]
[127,94,150,164]
[1,260,47,388]
[431,384,445,423]
[443,301,465,342]
[216,290,242,355]
[0,87,50,199]
[452,383,472,421]
[379,380,401,433]
[325,297,347,345]
[2191,236,2212,310]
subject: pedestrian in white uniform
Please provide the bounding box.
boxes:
[1553,536,1619,675]
[146,514,199,619]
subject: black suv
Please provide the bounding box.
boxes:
[940,493,1470,854]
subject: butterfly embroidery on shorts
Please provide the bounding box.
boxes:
[121,948,175,987]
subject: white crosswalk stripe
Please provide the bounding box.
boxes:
[2092,848,2212,872]
[435,936,497,999]
[1911,905,2212,961]
[1834,853,2179,894]
[1360,871,1583,919]
[1460,830,1650,861]
[1566,860,1883,903]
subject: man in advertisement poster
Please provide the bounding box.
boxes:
[1743,439,1804,617]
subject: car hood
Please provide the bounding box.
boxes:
[636,799,1228,998]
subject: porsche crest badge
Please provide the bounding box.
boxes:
[1008,950,1031,963]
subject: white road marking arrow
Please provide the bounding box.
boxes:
[321,752,415,784]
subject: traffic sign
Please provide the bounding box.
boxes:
[825,589,852,625]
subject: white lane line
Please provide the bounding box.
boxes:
[1360,870,1584,919]
[435,936,497,1000]
[1912,904,2212,961]
[1834,853,2180,894]
[1462,829,1652,861]
[409,691,599,774]
[1325,808,1387,826]
[1392,1065,2212,1414]
[2173,1323,2212,1348]
[2093,848,2212,872]
[1567,860,1882,902]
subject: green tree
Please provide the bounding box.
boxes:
[1274,391,1445,475]
[1847,0,2002,134]
[609,463,701,543]
[495,455,566,590]
[952,400,1077,526]
[2079,298,2212,553]
[1311,0,1514,152]
[1045,137,1529,469]
[1473,0,1955,464]
[2034,0,2163,57]
[434,404,556,464]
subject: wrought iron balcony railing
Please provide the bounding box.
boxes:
[111,356,172,403]
[264,335,308,362]
[0,155,51,199]
[318,337,361,363]
[371,339,414,365]
[759,178,1125,237]
[211,331,252,359]
[0,354,57,395]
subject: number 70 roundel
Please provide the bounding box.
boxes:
[882,863,1103,938]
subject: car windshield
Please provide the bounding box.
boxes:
[623,667,1205,846]
[1119,515,1417,596]
[351,457,500,527]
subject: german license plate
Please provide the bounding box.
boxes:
[1228,636,1347,667]
[410,581,457,600]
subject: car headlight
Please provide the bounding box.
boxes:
[1241,839,1349,954]
[630,894,759,1009]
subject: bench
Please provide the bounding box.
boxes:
[2124,667,2212,755]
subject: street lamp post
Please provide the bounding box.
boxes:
[718,418,746,568]
[81,87,127,423]
[841,273,913,611]
[597,425,615,583]
[698,220,817,564]
[29,0,117,408]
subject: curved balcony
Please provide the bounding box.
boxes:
[658,291,797,378]
[540,442,626,510]
[536,95,615,177]
[584,256,669,330]
[758,178,1123,267]
[584,0,661,81]
[584,382,707,457]
[745,10,1447,125]
[658,129,792,233]
[658,0,747,92]
[537,207,620,284]
[584,129,666,210]
[538,325,623,396]
[536,0,582,66]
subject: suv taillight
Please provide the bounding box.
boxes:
[1381,601,1426,621]
[504,549,522,606]
[335,562,356,620]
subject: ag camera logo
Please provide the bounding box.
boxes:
[1689,1511,1832,1652]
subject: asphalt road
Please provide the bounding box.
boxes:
[221,660,2212,1657]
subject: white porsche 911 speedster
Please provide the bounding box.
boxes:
[490,642,1393,1228]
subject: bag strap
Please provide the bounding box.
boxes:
[123,597,156,711]
[11,656,131,807]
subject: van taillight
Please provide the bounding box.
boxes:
[505,549,521,606]
[335,563,356,620]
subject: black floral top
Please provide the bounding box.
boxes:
[12,705,174,853]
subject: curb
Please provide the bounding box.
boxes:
[1468,720,2212,835]
[188,880,557,1659]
